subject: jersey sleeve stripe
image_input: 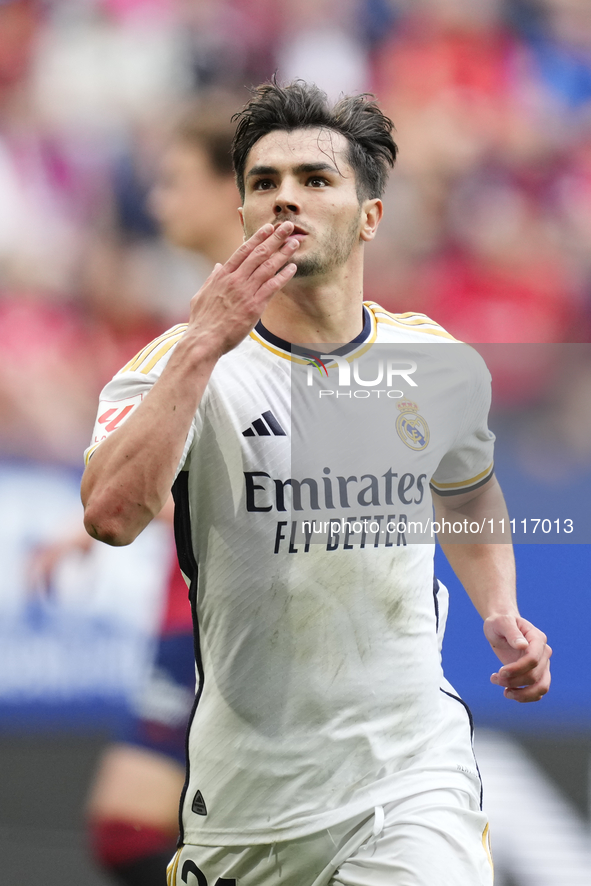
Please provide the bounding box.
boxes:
[365,302,431,322]
[166,847,182,886]
[84,442,101,465]
[376,316,457,339]
[393,317,446,327]
[365,301,458,340]
[122,324,188,373]
[482,824,494,875]
[140,333,185,374]
[430,462,494,495]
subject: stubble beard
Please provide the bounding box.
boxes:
[292,212,362,278]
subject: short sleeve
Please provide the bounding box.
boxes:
[430,348,495,496]
[84,324,199,476]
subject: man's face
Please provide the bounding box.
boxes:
[150,141,239,252]
[240,127,366,279]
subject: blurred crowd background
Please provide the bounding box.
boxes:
[1,0,591,463]
[0,2,590,883]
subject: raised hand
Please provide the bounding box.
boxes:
[186,221,299,356]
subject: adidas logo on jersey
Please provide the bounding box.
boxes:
[192,789,207,815]
[242,410,286,437]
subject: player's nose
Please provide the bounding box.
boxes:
[273,179,300,216]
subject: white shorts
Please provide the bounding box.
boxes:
[167,786,493,886]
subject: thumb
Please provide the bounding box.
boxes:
[485,614,528,649]
[507,631,528,650]
[504,616,529,649]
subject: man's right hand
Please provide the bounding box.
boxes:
[184,221,300,358]
[81,223,299,547]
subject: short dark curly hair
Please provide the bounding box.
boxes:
[232,80,398,202]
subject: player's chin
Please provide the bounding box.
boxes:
[291,255,325,278]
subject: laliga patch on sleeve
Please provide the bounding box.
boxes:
[91,393,144,445]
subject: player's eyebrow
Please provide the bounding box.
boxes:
[246,165,278,179]
[292,162,340,176]
[246,162,340,179]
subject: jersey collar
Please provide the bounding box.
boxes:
[250,304,376,364]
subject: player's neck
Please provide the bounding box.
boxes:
[260,267,365,345]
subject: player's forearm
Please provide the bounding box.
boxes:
[439,541,517,620]
[434,477,518,619]
[82,335,217,546]
[83,224,300,546]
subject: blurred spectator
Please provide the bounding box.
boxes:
[0,0,108,295]
[179,0,280,90]
[278,0,370,98]
[0,240,165,463]
[366,0,589,351]
[510,0,591,111]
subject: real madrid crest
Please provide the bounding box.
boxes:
[396,400,430,451]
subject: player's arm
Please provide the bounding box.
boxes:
[433,475,552,703]
[82,222,300,547]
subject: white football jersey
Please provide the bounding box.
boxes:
[86,303,494,845]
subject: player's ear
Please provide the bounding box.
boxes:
[360,199,383,242]
[237,206,247,240]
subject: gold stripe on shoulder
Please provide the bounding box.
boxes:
[366,302,429,322]
[375,306,431,323]
[122,325,188,373]
[394,317,441,326]
[376,315,457,340]
[140,333,185,374]
[122,326,183,373]
[368,302,458,338]
[430,462,494,491]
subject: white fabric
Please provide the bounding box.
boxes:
[167,782,492,886]
[87,304,494,846]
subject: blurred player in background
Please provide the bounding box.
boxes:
[31,97,243,886]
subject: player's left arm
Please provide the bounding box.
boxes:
[433,475,552,703]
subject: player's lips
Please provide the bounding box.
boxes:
[274,222,308,238]
[290,227,309,243]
